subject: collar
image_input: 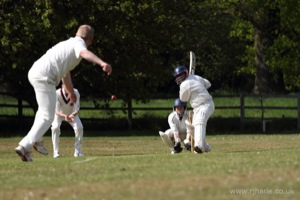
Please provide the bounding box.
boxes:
[60,87,70,104]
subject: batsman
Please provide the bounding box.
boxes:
[173,52,214,153]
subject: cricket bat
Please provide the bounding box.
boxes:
[189,51,196,153]
[189,51,196,75]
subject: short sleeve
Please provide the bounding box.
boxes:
[74,37,87,58]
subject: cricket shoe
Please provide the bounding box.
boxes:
[53,152,60,158]
[74,151,84,157]
[33,141,49,155]
[194,146,204,154]
[173,142,183,154]
[171,149,182,154]
[184,142,191,151]
[15,145,32,162]
[205,144,212,152]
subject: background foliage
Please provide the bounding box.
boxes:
[1,0,299,111]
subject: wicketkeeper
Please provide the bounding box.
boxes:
[51,82,84,158]
[174,66,214,153]
[159,98,193,154]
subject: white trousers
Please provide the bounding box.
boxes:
[165,129,187,142]
[19,66,56,151]
[193,100,215,150]
[51,115,84,153]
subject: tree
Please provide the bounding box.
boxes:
[0,0,55,110]
[7,1,300,129]
[0,0,246,129]
[268,0,300,89]
[217,0,300,93]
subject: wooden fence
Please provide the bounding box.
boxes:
[1,93,300,131]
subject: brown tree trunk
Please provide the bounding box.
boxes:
[253,27,273,95]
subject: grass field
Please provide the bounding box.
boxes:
[0,133,299,200]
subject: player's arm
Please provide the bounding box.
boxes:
[202,78,211,89]
[56,110,73,122]
[179,83,191,102]
[54,95,65,118]
[55,110,66,118]
[168,113,180,139]
[80,50,112,75]
[70,90,80,117]
[62,72,77,103]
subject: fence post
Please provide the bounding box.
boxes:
[298,93,300,130]
[240,94,245,130]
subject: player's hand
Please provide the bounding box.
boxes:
[65,115,74,122]
[64,115,70,122]
[101,62,112,75]
[69,114,75,122]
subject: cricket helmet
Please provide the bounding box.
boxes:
[174,66,188,85]
[173,98,187,118]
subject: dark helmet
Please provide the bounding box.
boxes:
[174,66,188,85]
[173,98,187,118]
[173,98,187,109]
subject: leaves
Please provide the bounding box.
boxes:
[0,0,299,109]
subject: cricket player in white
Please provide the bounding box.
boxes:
[159,98,193,154]
[51,83,83,158]
[15,25,112,162]
[174,66,214,153]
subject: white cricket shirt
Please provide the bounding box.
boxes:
[179,75,212,109]
[34,36,87,85]
[55,88,80,115]
[168,111,189,138]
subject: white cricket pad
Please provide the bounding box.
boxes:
[159,131,174,148]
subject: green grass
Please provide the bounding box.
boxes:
[0,134,299,200]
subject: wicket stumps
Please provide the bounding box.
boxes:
[189,111,194,153]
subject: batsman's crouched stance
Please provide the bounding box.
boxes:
[159,98,194,154]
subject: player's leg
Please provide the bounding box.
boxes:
[193,101,214,153]
[159,129,175,154]
[159,129,174,149]
[51,115,63,158]
[159,129,182,154]
[194,123,206,153]
[184,119,194,151]
[70,116,84,157]
[16,74,56,161]
[33,138,49,155]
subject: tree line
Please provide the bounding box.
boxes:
[1,0,299,113]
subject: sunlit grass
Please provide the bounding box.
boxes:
[0,134,299,200]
